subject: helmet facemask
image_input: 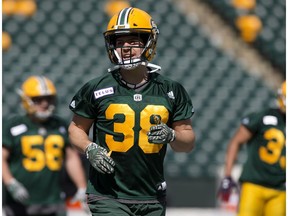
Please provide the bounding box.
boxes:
[104,30,157,70]
[31,96,56,121]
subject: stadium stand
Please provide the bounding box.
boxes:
[3,0,283,207]
[203,0,285,75]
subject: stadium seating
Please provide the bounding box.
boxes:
[204,0,285,74]
[3,0,276,179]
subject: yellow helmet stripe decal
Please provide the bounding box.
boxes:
[117,7,133,27]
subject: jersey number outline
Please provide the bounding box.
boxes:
[259,128,286,169]
[21,135,64,172]
[105,104,169,154]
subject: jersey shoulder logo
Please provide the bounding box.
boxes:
[70,100,76,108]
[10,124,28,136]
[263,115,278,125]
[167,91,175,99]
[242,117,250,125]
[94,87,114,99]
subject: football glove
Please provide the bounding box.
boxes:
[148,123,176,144]
[7,178,29,204]
[70,188,86,204]
[218,176,239,202]
[85,142,115,174]
[70,188,90,213]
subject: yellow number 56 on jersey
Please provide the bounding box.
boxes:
[21,135,64,172]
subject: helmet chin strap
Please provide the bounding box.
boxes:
[108,61,161,73]
[109,43,162,72]
[112,50,142,70]
[121,59,142,70]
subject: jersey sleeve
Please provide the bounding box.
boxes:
[241,111,262,133]
[2,117,15,149]
[69,81,97,118]
[56,117,71,149]
[172,82,194,122]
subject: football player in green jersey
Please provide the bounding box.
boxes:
[68,7,196,216]
[219,81,286,216]
[2,76,87,216]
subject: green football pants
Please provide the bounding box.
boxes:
[88,198,166,216]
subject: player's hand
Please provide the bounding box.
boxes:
[71,188,86,204]
[85,142,115,174]
[218,176,238,202]
[71,188,90,213]
[6,178,29,204]
[148,123,176,144]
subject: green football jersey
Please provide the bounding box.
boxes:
[69,71,194,200]
[2,115,70,204]
[239,108,286,190]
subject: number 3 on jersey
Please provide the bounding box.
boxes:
[259,128,286,169]
[105,104,169,154]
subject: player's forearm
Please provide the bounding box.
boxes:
[224,140,241,176]
[65,148,87,189]
[68,122,91,154]
[2,148,15,185]
[2,160,14,185]
[224,125,251,176]
[170,129,195,152]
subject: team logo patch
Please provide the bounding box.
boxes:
[242,117,250,125]
[38,127,47,136]
[59,126,67,134]
[167,91,175,99]
[134,94,142,101]
[70,100,76,108]
[94,87,114,99]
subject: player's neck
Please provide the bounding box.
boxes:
[120,66,149,85]
[28,114,49,124]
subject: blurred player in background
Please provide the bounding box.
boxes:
[218,81,286,216]
[68,7,195,216]
[2,76,87,216]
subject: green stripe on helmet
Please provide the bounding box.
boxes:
[117,7,132,26]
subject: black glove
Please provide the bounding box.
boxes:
[85,142,115,174]
[218,176,239,202]
[148,123,176,144]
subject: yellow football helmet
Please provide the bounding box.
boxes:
[18,75,57,120]
[103,7,159,70]
[277,81,286,113]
